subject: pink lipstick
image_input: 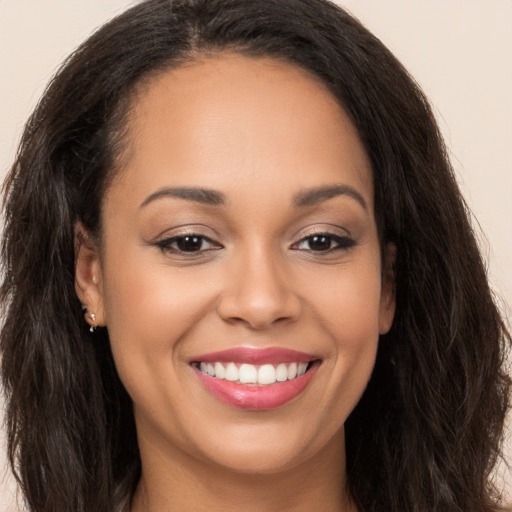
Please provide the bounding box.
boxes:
[190,347,319,410]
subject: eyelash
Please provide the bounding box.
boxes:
[290,233,356,252]
[155,232,356,256]
[155,234,221,255]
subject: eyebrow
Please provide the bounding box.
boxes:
[293,184,368,210]
[140,187,226,208]
[139,183,367,210]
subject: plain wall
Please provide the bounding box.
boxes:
[1,1,511,510]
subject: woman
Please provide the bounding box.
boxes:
[1,0,510,511]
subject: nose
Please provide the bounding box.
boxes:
[216,248,302,330]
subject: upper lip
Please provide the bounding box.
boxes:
[190,347,317,365]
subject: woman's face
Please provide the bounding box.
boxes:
[77,54,395,474]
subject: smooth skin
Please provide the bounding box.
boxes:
[75,54,395,512]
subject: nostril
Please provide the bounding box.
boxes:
[216,289,302,330]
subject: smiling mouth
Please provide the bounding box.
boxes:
[193,361,313,386]
[190,347,321,410]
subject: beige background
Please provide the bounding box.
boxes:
[1,1,511,510]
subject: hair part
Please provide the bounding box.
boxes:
[1,1,510,511]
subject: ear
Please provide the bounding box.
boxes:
[378,243,396,335]
[74,222,106,329]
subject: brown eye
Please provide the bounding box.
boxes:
[307,235,333,251]
[175,235,204,252]
[292,233,356,253]
[156,234,221,254]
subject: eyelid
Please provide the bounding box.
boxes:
[151,227,224,259]
[152,223,221,241]
[290,222,351,238]
[157,233,221,246]
[150,224,356,256]
[290,233,356,250]
[289,223,357,253]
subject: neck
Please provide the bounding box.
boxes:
[130,428,356,512]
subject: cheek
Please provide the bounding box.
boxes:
[308,260,382,402]
[335,269,382,361]
[104,244,210,330]
[308,258,383,340]
[100,246,218,389]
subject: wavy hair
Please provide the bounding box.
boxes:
[1,1,510,510]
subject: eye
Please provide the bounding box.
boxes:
[156,234,221,254]
[291,233,356,252]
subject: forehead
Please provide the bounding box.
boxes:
[109,53,373,210]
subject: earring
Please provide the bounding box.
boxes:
[89,312,97,333]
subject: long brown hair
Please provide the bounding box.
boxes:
[1,1,510,510]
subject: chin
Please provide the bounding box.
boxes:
[202,444,312,475]
[189,421,342,476]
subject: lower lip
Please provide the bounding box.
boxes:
[193,363,319,410]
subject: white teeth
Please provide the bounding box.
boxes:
[258,364,277,385]
[239,363,257,383]
[224,362,239,382]
[214,362,225,379]
[287,362,297,380]
[197,361,312,385]
[275,363,288,382]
